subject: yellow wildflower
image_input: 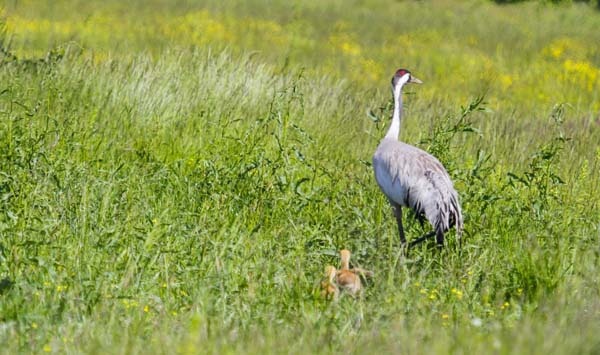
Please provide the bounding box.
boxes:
[499,74,513,90]
[563,59,599,92]
[451,288,464,300]
[542,37,586,60]
[329,33,362,57]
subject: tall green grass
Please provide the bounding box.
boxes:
[1,0,600,353]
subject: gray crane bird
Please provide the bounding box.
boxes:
[372,69,463,247]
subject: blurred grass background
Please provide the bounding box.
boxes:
[1,0,600,354]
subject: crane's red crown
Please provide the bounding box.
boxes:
[394,69,411,77]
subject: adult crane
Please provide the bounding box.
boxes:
[372,69,463,247]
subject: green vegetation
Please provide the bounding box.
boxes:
[1,0,599,353]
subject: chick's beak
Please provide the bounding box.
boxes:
[409,76,423,84]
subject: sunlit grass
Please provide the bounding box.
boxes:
[1,0,600,354]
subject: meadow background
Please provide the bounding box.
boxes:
[1,0,600,353]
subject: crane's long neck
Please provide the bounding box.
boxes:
[384,83,404,140]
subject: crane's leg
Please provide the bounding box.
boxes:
[391,203,406,244]
[408,231,436,248]
[435,229,444,246]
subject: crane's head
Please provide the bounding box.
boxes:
[391,69,423,89]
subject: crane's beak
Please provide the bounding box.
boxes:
[409,76,423,84]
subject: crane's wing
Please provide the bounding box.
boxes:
[373,139,463,235]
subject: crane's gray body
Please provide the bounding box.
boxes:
[373,137,462,235]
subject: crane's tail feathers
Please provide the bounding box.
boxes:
[450,196,463,237]
[453,202,464,250]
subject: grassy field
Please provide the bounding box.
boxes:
[1,0,600,353]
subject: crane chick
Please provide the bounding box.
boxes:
[372,69,463,247]
[336,249,362,297]
[320,265,339,301]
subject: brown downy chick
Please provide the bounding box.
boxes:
[336,249,362,296]
[320,265,339,301]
